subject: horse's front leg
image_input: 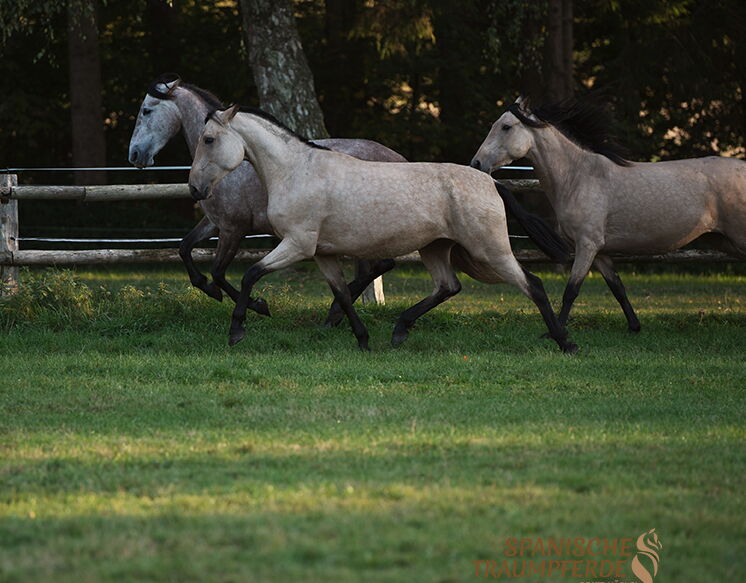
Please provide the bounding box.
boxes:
[229,238,310,346]
[558,239,600,327]
[324,258,396,327]
[208,228,246,305]
[179,216,221,300]
[316,256,371,350]
[593,254,641,332]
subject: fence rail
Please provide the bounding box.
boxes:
[1,173,743,299]
[0,248,740,268]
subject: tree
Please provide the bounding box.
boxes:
[67,0,106,185]
[544,0,573,102]
[239,0,328,138]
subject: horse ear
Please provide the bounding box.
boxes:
[515,95,531,112]
[224,103,241,122]
[156,77,181,95]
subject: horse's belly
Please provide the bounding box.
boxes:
[315,218,446,259]
[602,216,710,254]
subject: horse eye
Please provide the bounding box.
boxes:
[502,124,511,131]
[204,136,215,145]
[143,108,152,116]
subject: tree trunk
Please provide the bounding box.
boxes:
[67,0,106,185]
[239,0,328,138]
[543,0,574,102]
[147,0,180,73]
[322,0,361,137]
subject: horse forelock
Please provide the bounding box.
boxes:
[508,103,545,129]
[146,72,181,99]
[146,74,225,114]
[520,99,632,166]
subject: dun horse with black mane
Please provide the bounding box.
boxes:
[472,97,746,331]
[188,105,577,353]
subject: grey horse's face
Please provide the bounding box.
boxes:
[471,107,534,173]
[189,106,245,200]
[128,85,181,168]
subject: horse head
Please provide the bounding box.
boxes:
[470,97,539,174]
[128,73,183,168]
[189,104,244,200]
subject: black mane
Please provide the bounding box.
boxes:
[146,73,225,111]
[510,99,631,166]
[206,106,330,151]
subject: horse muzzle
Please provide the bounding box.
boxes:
[128,146,154,169]
[189,184,209,201]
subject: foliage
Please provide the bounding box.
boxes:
[0,0,744,226]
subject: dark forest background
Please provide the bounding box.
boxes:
[0,0,744,234]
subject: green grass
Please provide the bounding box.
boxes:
[1,264,745,582]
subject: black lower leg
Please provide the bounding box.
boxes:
[229,264,271,346]
[391,281,461,347]
[179,239,221,301]
[523,268,577,354]
[325,259,396,327]
[329,285,370,350]
[558,278,583,327]
[601,270,640,332]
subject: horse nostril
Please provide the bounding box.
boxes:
[470,159,481,170]
[189,184,203,200]
[129,149,139,164]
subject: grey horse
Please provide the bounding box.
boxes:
[128,73,406,324]
[472,97,746,331]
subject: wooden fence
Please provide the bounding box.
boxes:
[1,173,742,298]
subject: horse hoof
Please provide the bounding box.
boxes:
[228,328,246,346]
[358,342,371,352]
[251,298,271,317]
[562,341,579,355]
[205,284,223,302]
[324,311,344,328]
[628,324,641,333]
[391,329,409,347]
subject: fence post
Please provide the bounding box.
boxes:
[361,276,385,305]
[1,174,19,296]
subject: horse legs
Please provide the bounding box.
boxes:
[179,217,221,301]
[558,241,599,327]
[487,253,577,353]
[315,256,371,350]
[208,229,243,304]
[229,239,309,346]
[391,241,462,347]
[324,258,396,327]
[593,255,641,332]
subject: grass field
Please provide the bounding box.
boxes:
[1,263,744,582]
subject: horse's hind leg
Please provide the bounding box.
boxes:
[391,240,461,347]
[324,258,396,327]
[594,255,641,332]
[179,217,221,301]
[485,252,577,353]
[315,256,371,350]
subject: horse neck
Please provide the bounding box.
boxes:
[173,88,212,158]
[527,127,597,205]
[232,115,308,188]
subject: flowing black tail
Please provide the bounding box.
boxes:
[494,180,571,263]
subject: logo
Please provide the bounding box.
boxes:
[472,529,663,582]
[630,529,662,583]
